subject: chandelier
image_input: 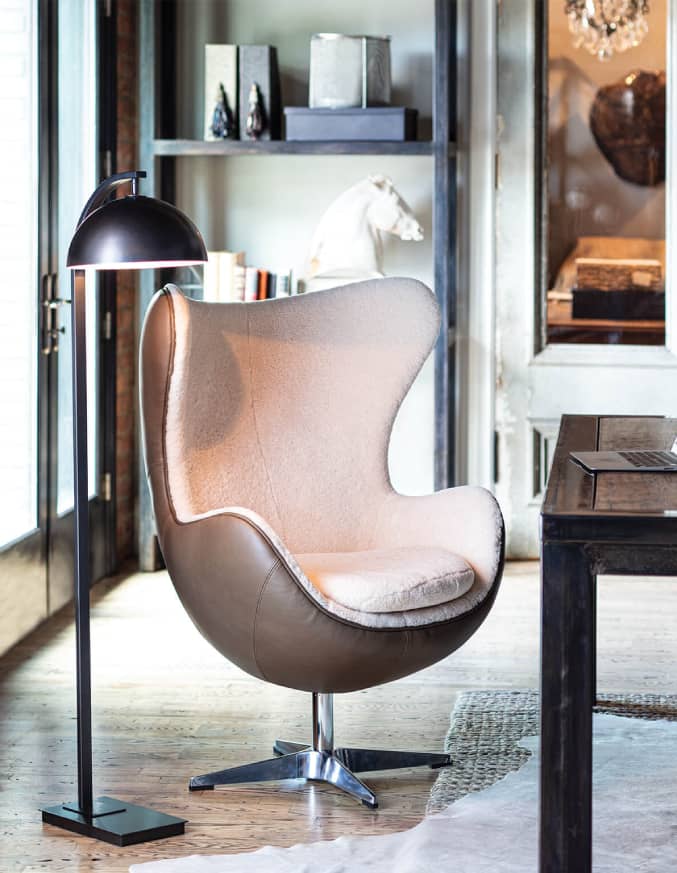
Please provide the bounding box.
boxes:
[565,1,650,60]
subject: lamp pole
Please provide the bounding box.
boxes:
[68,172,145,820]
[71,266,95,817]
[40,171,203,845]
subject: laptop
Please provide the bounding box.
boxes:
[571,438,677,472]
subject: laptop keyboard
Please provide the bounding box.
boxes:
[619,450,677,467]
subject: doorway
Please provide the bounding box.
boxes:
[495,1,676,557]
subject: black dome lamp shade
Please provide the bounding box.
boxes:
[41,171,204,846]
[67,171,207,270]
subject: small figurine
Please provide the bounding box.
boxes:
[245,82,265,139]
[210,83,235,139]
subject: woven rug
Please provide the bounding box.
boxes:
[428,688,677,813]
[131,691,677,873]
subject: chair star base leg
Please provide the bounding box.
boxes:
[272,739,309,756]
[189,749,378,808]
[190,693,450,808]
[335,747,452,772]
[275,740,451,772]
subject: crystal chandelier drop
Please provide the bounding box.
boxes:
[565,1,650,60]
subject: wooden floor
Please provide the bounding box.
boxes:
[4,562,677,872]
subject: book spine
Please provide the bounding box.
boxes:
[232,264,246,302]
[274,272,291,298]
[203,252,220,302]
[244,266,259,301]
[258,269,269,300]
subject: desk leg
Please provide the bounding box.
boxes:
[540,541,594,873]
[591,574,597,709]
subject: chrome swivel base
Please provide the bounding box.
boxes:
[189,693,451,808]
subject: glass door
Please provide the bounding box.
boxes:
[0,0,110,655]
[0,0,46,653]
[47,0,107,613]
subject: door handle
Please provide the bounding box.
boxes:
[40,274,69,355]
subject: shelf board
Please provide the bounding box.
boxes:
[153,139,455,157]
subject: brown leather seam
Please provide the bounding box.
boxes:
[252,558,282,681]
[160,286,182,525]
[174,506,504,635]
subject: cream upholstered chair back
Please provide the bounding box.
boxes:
[151,279,440,555]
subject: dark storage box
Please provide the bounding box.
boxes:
[572,288,665,321]
[284,107,418,141]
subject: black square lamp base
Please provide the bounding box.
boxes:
[41,796,186,847]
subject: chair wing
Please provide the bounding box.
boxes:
[141,279,440,555]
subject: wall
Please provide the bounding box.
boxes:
[548,0,666,280]
[174,0,436,495]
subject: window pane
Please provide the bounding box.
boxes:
[546,1,666,346]
[57,0,98,514]
[0,0,38,547]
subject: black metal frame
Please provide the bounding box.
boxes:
[533,0,549,355]
[136,0,459,568]
[99,0,119,575]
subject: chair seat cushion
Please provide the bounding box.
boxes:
[295,547,474,614]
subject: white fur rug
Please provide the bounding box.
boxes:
[130,714,677,873]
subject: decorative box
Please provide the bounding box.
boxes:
[204,44,238,140]
[309,34,391,109]
[238,45,281,141]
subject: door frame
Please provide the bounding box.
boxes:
[456,0,497,490]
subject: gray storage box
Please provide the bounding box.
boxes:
[284,107,417,142]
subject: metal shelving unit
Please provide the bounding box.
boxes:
[137,0,458,569]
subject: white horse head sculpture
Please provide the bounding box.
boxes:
[307,175,424,280]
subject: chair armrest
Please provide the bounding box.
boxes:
[373,486,505,594]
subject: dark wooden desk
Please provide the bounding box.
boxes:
[540,415,677,873]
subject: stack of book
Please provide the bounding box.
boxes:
[203,251,294,302]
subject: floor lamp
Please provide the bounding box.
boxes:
[41,170,207,846]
